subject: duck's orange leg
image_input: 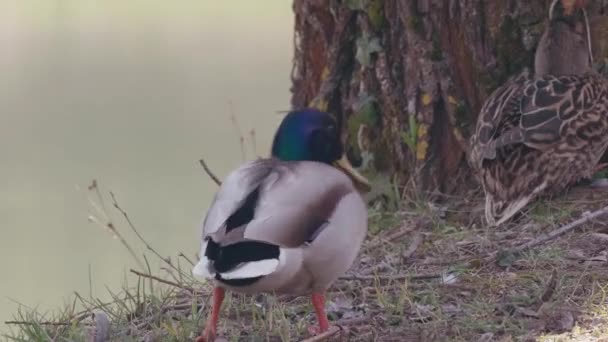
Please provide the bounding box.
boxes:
[307,292,330,335]
[195,287,225,342]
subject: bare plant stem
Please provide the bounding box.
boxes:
[4,320,73,326]
[486,205,608,261]
[109,192,180,273]
[199,158,221,186]
[87,181,145,269]
[129,269,193,292]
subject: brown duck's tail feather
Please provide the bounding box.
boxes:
[485,181,548,226]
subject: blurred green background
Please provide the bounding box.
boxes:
[0,0,292,326]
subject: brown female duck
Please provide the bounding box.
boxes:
[470,0,608,226]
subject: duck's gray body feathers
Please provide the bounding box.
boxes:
[194,158,367,295]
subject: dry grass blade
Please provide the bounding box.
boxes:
[87,181,145,269]
[110,191,181,273]
[129,269,193,292]
[488,205,608,262]
[4,320,72,326]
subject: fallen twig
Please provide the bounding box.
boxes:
[299,326,341,342]
[339,273,441,282]
[365,226,414,250]
[199,158,221,186]
[487,205,608,261]
[129,269,193,292]
[4,320,75,326]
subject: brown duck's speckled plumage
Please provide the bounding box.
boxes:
[470,0,608,226]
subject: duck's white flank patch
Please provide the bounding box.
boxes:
[219,248,286,280]
[192,240,214,279]
[192,256,214,279]
[219,259,279,280]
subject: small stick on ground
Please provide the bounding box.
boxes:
[129,269,193,292]
[299,326,341,342]
[487,205,608,262]
[339,273,441,281]
[4,320,73,326]
[365,226,415,251]
[199,158,221,186]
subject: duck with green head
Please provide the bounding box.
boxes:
[193,109,370,341]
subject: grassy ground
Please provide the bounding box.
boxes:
[5,182,608,342]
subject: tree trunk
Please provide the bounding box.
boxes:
[290,0,608,196]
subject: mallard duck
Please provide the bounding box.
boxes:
[470,0,608,226]
[192,109,371,341]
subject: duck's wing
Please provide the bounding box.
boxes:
[202,158,354,248]
[473,73,608,226]
[471,70,532,166]
[201,158,276,239]
[472,72,603,167]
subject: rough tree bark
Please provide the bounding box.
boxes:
[290,0,608,196]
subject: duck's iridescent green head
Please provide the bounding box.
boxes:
[271,109,371,192]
